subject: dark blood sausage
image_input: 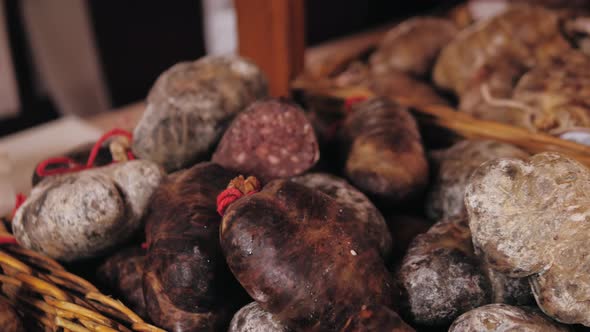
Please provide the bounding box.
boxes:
[220,179,397,331]
[340,97,428,205]
[212,98,319,183]
[398,217,532,326]
[97,247,147,319]
[143,162,244,331]
[0,298,24,332]
[133,55,268,172]
[449,304,570,332]
[340,305,415,332]
[291,173,393,260]
[228,302,289,332]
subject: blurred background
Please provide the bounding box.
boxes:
[0,0,449,137]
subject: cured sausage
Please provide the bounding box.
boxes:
[13,160,164,261]
[212,99,319,183]
[220,178,396,331]
[340,97,428,206]
[143,162,245,331]
[133,56,268,172]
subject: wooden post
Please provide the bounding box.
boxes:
[234,0,305,97]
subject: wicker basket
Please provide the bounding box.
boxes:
[0,222,164,332]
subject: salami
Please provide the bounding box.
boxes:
[212,99,319,183]
[133,55,268,172]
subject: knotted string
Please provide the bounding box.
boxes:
[36,128,134,177]
[217,175,261,216]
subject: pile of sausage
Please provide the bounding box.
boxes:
[7,2,590,331]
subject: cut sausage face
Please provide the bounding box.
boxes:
[213,99,319,183]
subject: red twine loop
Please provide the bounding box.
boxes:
[216,188,244,216]
[216,176,261,216]
[36,128,135,177]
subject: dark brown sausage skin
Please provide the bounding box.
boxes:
[291,173,393,260]
[220,179,396,331]
[340,305,415,332]
[97,247,147,319]
[143,162,245,331]
[212,98,319,183]
[0,298,24,332]
[340,97,428,206]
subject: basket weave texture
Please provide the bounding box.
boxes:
[0,223,164,332]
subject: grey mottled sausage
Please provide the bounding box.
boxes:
[133,55,268,172]
[13,160,164,261]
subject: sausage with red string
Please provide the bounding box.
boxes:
[220,178,400,331]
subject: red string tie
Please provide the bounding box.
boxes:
[216,176,261,216]
[36,128,134,177]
